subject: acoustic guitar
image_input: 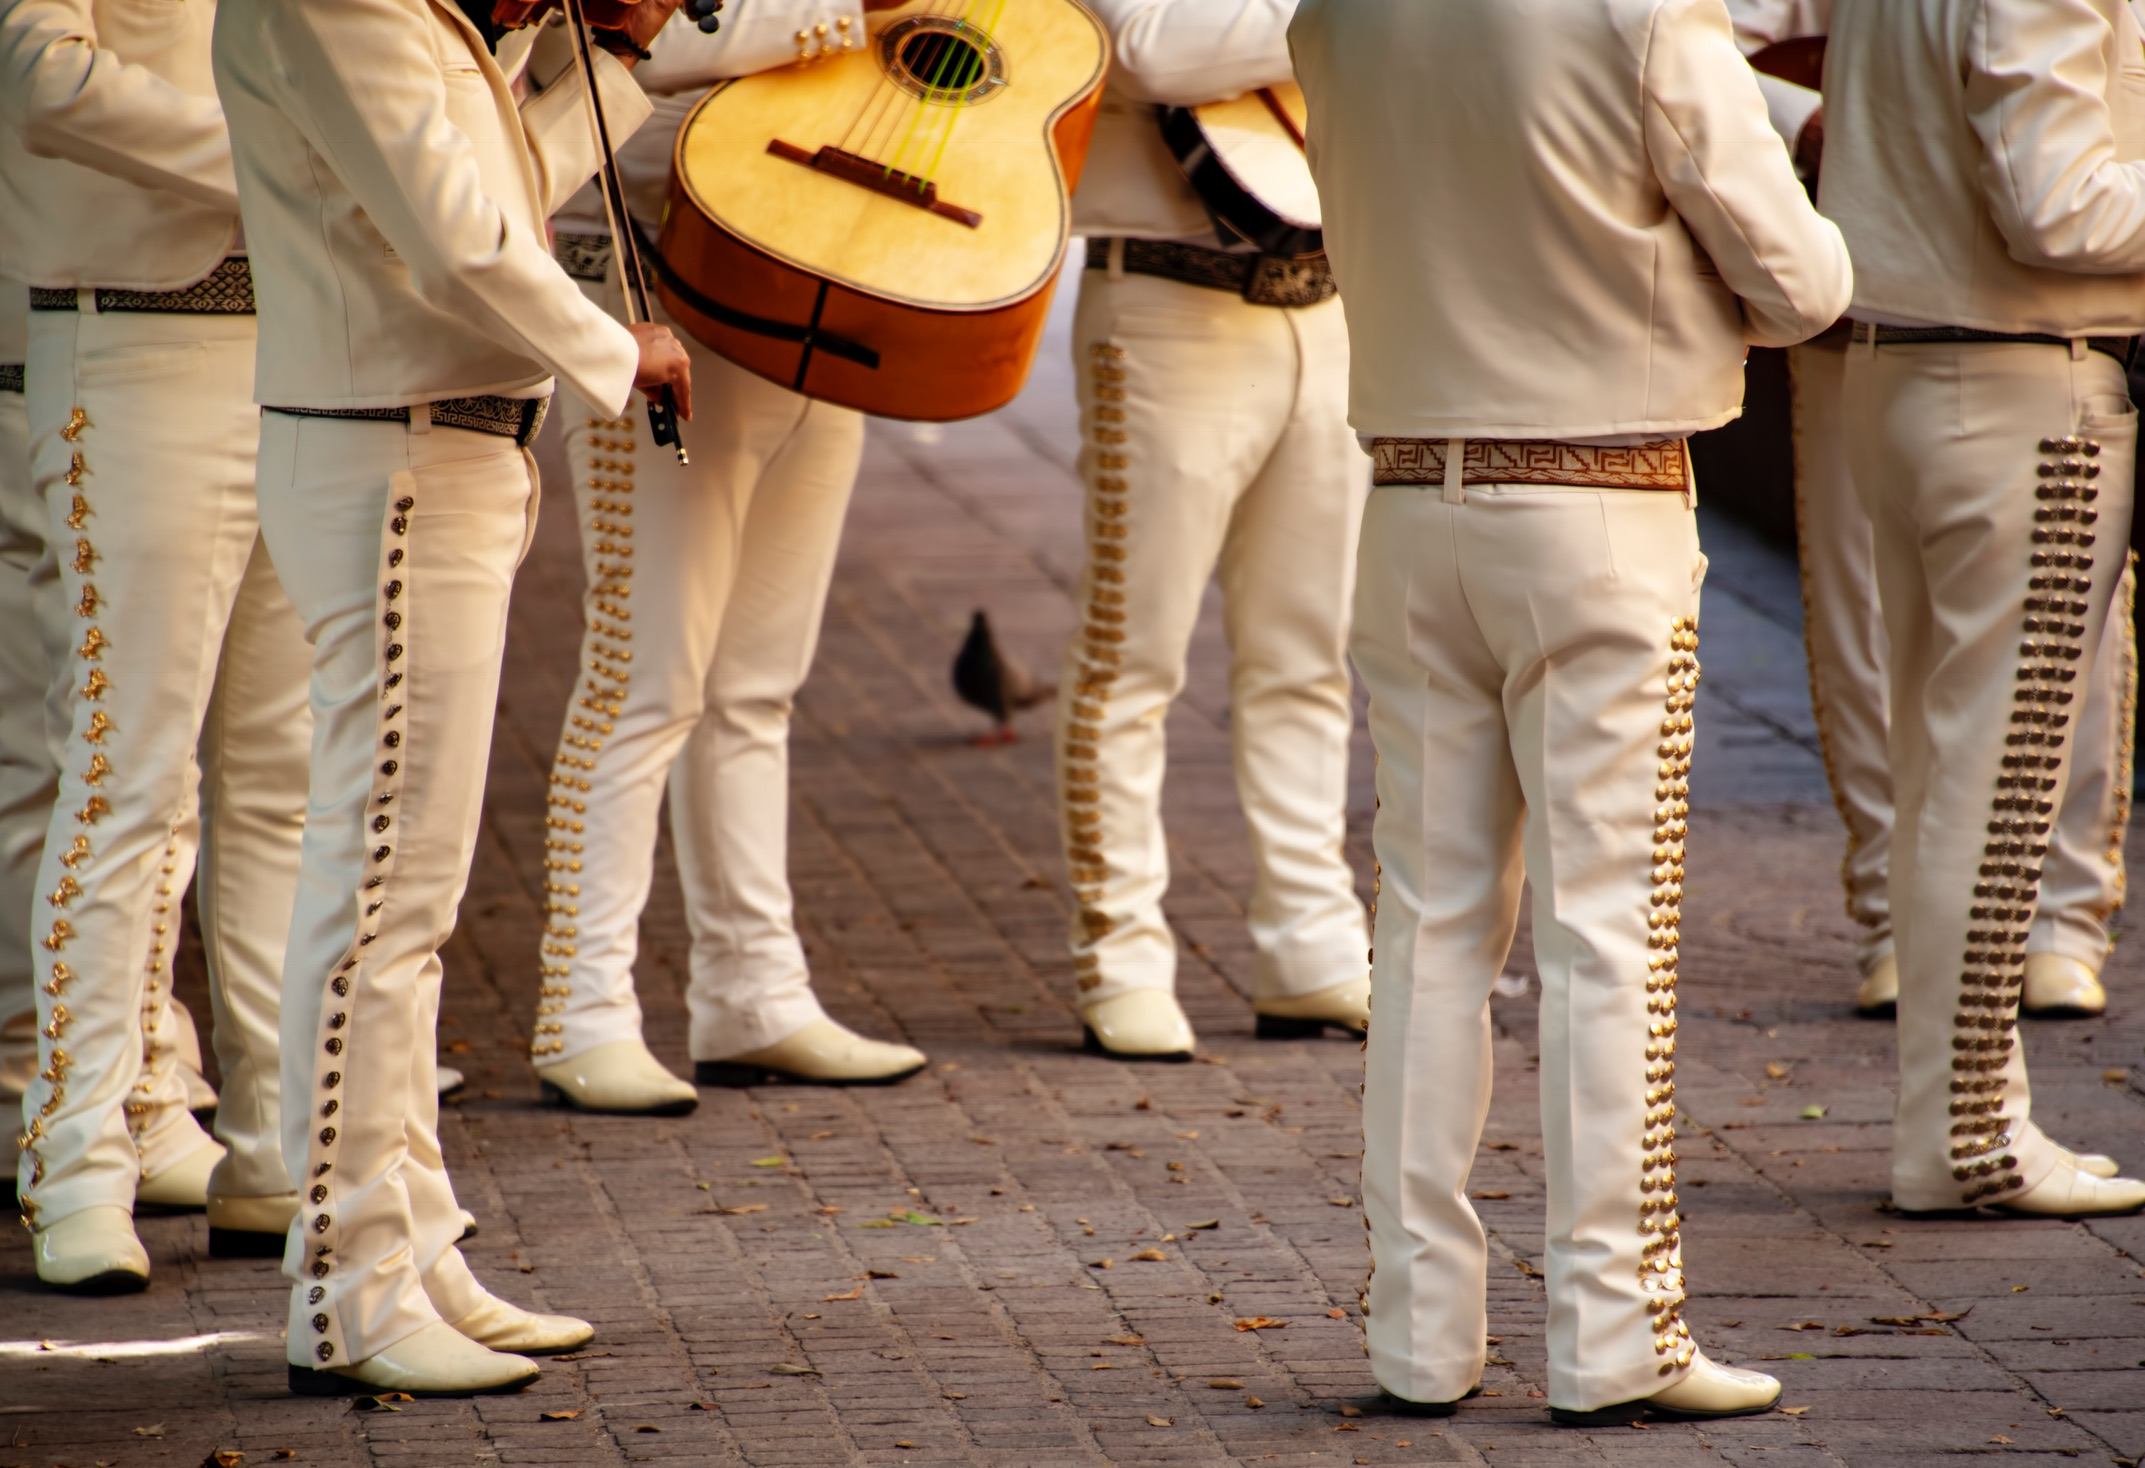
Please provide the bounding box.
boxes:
[1160,83,1321,259]
[654,0,1108,421]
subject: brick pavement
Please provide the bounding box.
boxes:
[5,283,2145,1468]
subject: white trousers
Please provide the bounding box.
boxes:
[1793,335,2135,974]
[1354,482,1707,1411]
[533,288,862,1065]
[0,368,52,1099]
[16,307,310,1226]
[1056,270,1368,1004]
[257,411,532,1365]
[1841,340,2136,1209]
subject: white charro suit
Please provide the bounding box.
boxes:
[533,4,872,1068]
[0,279,45,1104]
[1725,0,2136,984]
[0,0,312,1231]
[1823,0,2145,1209]
[1056,0,1370,1015]
[1294,0,1851,1410]
[213,0,646,1367]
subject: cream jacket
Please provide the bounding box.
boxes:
[1726,0,1828,147]
[1290,0,1851,441]
[1069,0,1294,242]
[1823,0,2145,336]
[0,0,239,291]
[212,0,649,413]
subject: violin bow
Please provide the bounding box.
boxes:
[559,0,689,462]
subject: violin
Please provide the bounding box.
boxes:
[489,0,716,459]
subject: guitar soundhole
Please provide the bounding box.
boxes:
[880,15,1007,104]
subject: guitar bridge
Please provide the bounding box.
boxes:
[767,139,983,228]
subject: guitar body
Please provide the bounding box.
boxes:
[1160,83,1321,259]
[657,0,1107,421]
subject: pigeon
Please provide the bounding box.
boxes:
[952,609,1054,745]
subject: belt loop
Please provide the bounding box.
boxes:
[1442,438,1466,506]
[77,289,97,316]
[409,402,432,435]
[2071,337,2089,362]
[1106,237,1126,282]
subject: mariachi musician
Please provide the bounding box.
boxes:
[1,0,315,1289]
[0,276,39,1112]
[528,0,930,1113]
[1731,0,2136,1026]
[1054,0,1372,1061]
[212,0,691,1396]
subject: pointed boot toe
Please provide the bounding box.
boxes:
[207,1191,300,1258]
[2021,953,2106,1017]
[1080,990,1195,1061]
[33,1204,150,1294]
[438,1065,467,1097]
[136,1139,225,1211]
[538,1038,699,1115]
[288,1320,540,1397]
[1551,1353,1780,1426]
[1254,978,1370,1039]
[450,1293,594,1355]
[1996,1161,2145,1218]
[1853,955,1898,1017]
[695,1018,927,1087]
[2076,1152,2121,1179]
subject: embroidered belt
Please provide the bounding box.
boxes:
[0,364,21,394]
[28,257,256,315]
[1085,237,1336,308]
[265,393,549,448]
[1371,436,1691,490]
[554,231,615,284]
[1849,320,2138,367]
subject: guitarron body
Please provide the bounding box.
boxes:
[1160,83,1321,258]
[657,0,1107,421]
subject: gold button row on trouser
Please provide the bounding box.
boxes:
[1064,345,1128,993]
[1949,435,2104,1203]
[301,487,419,1361]
[1642,616,1698,1373]
[2106,555,2137,890]
[534,419,637,1058]
[19,406,101,1227]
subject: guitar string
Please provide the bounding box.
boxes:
[864,0,967,173]
[827,0,1007,193]
[838,0,958,163]
[918,0,1007,183]
[885,0,1002,183]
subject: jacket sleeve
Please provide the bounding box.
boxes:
[519,42,654,219]
[1643,0,1852,345]
[261,0,640,413]
[1967,0,2145,274]
[635,0,862,92]
[1722,0,1823,151]
[0,0,237,211]
[1083,0,1296,106]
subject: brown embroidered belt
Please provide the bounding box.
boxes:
[554,231,614,284]
[1086,237,1336,308]
[1849,320,2137,367]
[0,364,21,394]
[265,394,549,448]
[29,257,255,315]
[1371,436,1691,490]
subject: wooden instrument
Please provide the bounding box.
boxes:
[1160,83,1320,259]
[1747,36,1824,91]
[654,0,1107,421]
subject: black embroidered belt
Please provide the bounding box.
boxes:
[265,393,549,447]
[1849,320,2137,367]
[1371,436,1691,490]
[0,364,21,394]
[1085,237,1335,308]
[29,257,256,315]
[554,231,614,284]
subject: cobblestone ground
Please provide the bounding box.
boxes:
[7,285,2145,1468]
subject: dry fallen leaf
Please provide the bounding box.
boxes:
[1130,1248,1168,1262]
[1092,1363,1115,1370]
[1741,1097,1766,1107]
[1146,1415,1172,1428]
[1470,1191,1511,1201]
[1187,1219,1220,1230]
[1234,1317,1287,1331]
[275,1453,296,1461]
[1339,1404,1362,1417]
[1764,1063,1789,1079]
[1327,1308,1347,1319]
[810,1130,834,1140]
[1092,1258,1113,1269]
[714,1204,770,1216]
[1175,1130,1199,1140]
[1246,1396,1265,1409]
[896,1442,915,1451]
[1990,1435,2014,1445]
[203,1453,244,1468]
[634,1425,660,1433]
[1334,1422,1360,1432]
[1107,1335,1145,1346]
[1208,1379,1244,1390]
[943,1391,967,1400]
[1779,1406,1810,1416]
[1782,1321,1825,1331]
[690,1402,717,1411]
[750,1156,787,1168]
[815,1205,844,1215]
[823,1287,864,1301]
[2105,1068,2130,1083]
[1328,1196,1356,1207]
[769,1363,821,1375]
[134,1426,166,1438]
[867,1269,900,1279]
[540,1410,583,1421]
[970,1136,997,1145]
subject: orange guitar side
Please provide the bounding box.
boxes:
[654,0,1106,422]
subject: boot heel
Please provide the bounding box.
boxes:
[209,1226,288,1260]
[693,1060,768,1088]
[1254,1013,1328,1040]
[288,1364,357,1397]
